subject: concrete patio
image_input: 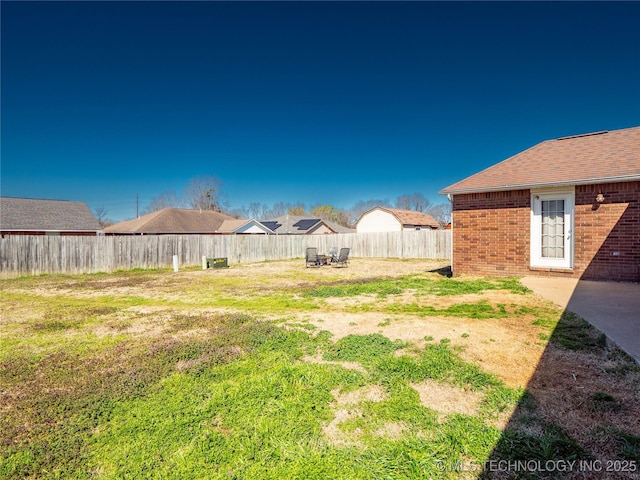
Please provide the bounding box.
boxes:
[522,277,640,363]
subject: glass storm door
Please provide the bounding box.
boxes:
[530,190,574,269]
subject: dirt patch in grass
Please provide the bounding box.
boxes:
[378,289,534,309]
[322,408,364,447]
[374,421,407,439]
[92,307,171,337]
[297,310,545,387]
[302,354,368,374]
[323,385,389,447]
[332,384,388,405]
[411,379,484,422]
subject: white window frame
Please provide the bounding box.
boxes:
[530,187,575,269]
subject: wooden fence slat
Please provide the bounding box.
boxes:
[0,230,451,278]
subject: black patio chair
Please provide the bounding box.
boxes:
[332,247,350,267]
[305,247,321,267]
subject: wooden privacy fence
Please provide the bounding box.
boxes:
[0,230,451,278]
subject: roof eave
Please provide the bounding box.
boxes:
[440,174,640,196]
[238,220,275,234]
[0,228,102,233]
[109,230,219,234]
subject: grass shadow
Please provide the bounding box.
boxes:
[480,289,640,479]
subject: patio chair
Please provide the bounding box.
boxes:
[328,246,339,263]
[332,247,350,268]
[305,247,321,267]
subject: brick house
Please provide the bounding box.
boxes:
[440,126,640,282]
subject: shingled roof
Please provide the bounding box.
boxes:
[440,126,640,195]
[259,215,339,234]
[0,197,102,232]
[217,218,274,234]
[104,208,235,234]
[370,207,440,229]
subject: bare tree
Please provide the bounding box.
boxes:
[246,202,266,219]
[288,206,306,216]
[223,207,245,219]
[142,191,183,215]
[183,175,223,212]
[310,205,352,228]
[268,202,295,217]
[310,204,338,222]
[396,193,431,212]
[349,199,391,226]
[235,202,263,219]
[333,209,352,228]
[93,207,114,228]
[427,203,452,228]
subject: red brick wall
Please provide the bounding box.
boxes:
[576,182,640,282]
[452,190,530,277]
[451,181,639,282]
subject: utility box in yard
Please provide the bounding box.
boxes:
[206,257,228,269]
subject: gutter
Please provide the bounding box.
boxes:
[439,174,640,196]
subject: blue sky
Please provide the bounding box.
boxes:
[2,1,639,222]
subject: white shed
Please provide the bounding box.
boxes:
[356,207,440,233]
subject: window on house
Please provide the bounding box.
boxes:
[541,200,565,258]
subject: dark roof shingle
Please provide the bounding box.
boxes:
[0,197,102,232]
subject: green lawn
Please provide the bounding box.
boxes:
[1,259,638,479]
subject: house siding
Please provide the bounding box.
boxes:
[451,181,639,282]
[234,223,270,234]
[357,210,401,233]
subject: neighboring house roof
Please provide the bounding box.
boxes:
[360,207,440,229]
[325,220,356,234]
[259,215,339,234]
[440,126,640,195]
[103,208,235,234]
[0,197,102,232]
[217,219,274,234]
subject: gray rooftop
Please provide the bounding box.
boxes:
[0,197,102,232]
[260,215,333,234]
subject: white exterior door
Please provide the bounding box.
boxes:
[530,189,574,269]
